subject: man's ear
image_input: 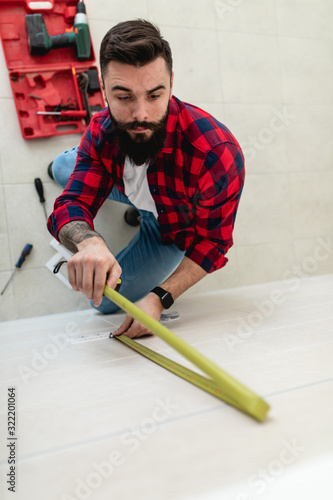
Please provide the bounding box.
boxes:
[170,71,174,98]
[101,78,107,104]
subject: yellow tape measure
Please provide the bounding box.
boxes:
[104,285,270,422]
[111,333,257,415]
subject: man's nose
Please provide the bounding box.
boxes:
[131,98,149,122]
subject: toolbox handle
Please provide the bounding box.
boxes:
[27,1,54,10]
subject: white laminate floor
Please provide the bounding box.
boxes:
[0,274,333,500]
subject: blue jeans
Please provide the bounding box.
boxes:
[52,147,184,314]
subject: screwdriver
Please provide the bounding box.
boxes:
[34,178,47,221]
[1,244,33,295]
[36,110,87,118]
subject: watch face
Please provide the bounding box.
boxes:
[161,292,174,309]
[151,287,174,309]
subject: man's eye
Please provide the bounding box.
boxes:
[150,94,160,100]
[118,96,130,101]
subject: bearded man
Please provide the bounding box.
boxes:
[47,19,245,338]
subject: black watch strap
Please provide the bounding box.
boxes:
[150,286,174,309]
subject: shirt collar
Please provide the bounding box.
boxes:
[161,96,179,154]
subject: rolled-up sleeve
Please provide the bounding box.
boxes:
[184,142,245,273]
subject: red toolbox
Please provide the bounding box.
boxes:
[0,0,105,139]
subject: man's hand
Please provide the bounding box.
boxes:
[113,293,164,338]
[113,256,208,338]
[68,237,121,307]
[58,221,121,307]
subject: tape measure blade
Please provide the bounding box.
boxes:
[104,286,270,422]
[113,334,262,418]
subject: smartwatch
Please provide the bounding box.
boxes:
[150,286,174,309]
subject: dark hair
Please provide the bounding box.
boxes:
[99,20,173,80]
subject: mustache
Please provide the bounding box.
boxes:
[116,120,160,132]
[108,104,169,165]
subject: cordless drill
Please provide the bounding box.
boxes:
[26,1,91,61]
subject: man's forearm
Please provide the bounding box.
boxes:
[58,221,104,254]
[159,256,207,302]
[114,256,207,338]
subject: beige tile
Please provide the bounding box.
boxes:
[235,174,293,246]
[0,152,2,186]
[236,240,296,286]
[0,271,16,320]
[279,37,333,105]
[13,267,88,318]
[276,0,331,38]
[290,172,333,239]
[164,26,222,103]
[217,32,282,104]
[0,188,10,271]
[294,237,333,277]
[223,103,293,174]
[148,0,217,29]
[5,183,60,270]
[195,102,225,123]
[0,232,11,271]
[185,247,240,296]
[84,0,148,21]
[284,105,333,172]
[214,0,276,35]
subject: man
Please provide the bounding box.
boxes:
[47,19,245,338]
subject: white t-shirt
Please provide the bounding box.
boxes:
[123,156,158,218]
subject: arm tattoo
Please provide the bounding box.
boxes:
[58,221,104,253]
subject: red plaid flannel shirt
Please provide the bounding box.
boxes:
[48,96,245,273]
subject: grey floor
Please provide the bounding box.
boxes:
[0,273,332,499]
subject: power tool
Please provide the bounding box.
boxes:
[26,1,91,61]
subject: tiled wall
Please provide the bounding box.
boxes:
[1,0,332,321]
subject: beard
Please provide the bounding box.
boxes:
[108,105,169,166]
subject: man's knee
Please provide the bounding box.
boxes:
[52,146,79,188]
